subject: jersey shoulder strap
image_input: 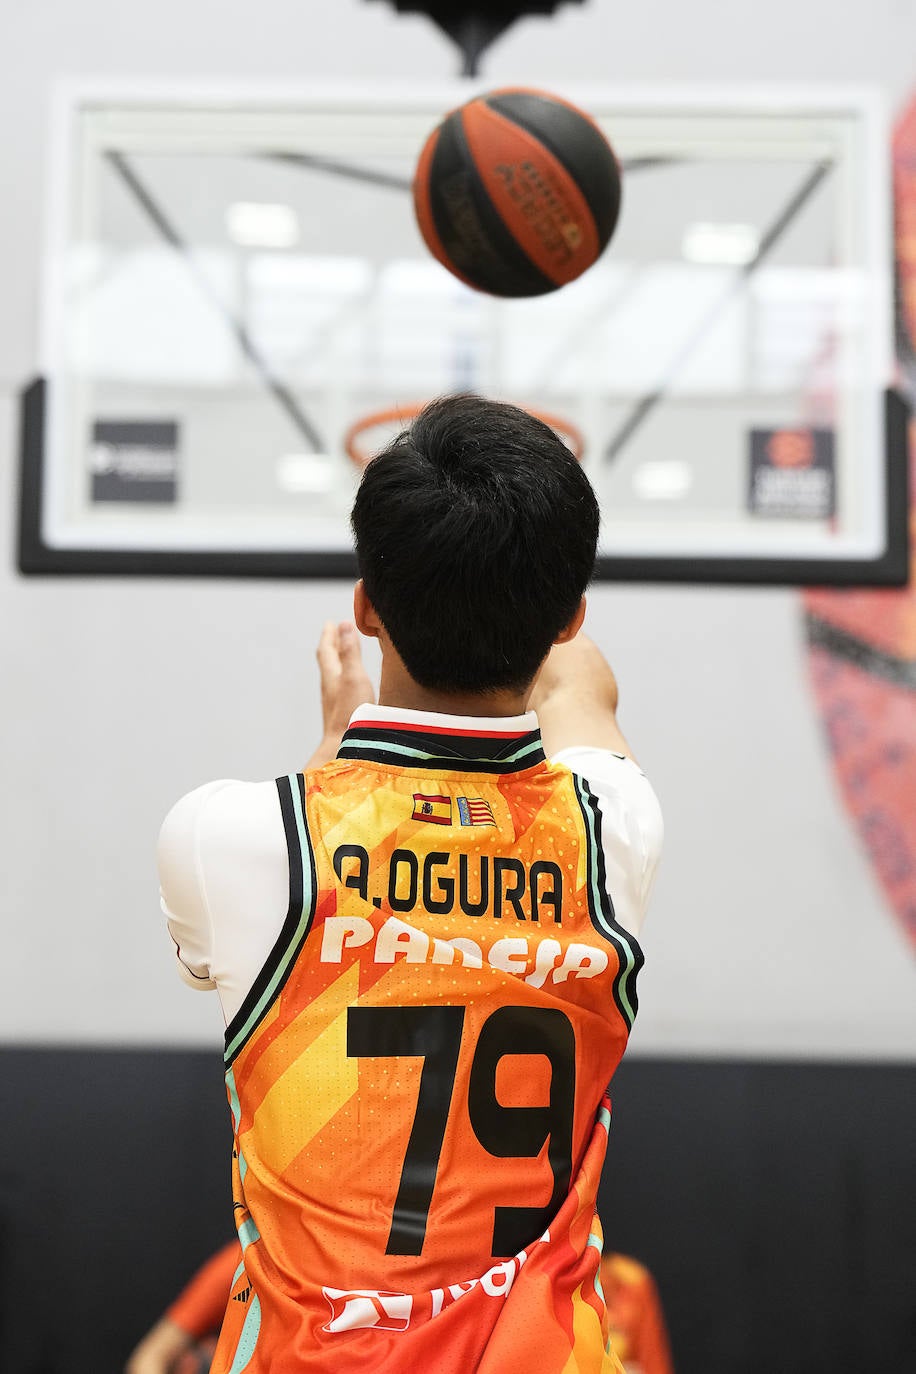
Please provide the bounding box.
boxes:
[224,773,317,1065]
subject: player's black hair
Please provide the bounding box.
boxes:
[351,394,599,695]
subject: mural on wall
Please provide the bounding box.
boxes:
[804,95,916,950]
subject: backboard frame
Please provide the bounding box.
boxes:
[18,376,909,582]
[17,80,911,585]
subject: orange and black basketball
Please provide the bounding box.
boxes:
[413,88,621,297]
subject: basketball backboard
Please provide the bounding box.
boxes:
[18,83,908,582]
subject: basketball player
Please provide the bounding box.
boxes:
[159,395,663,1373]
[601,1253,675,1374]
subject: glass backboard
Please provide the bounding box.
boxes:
[18,83,909,582]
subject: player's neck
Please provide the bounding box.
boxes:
[377,657,531,720]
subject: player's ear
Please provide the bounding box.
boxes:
[554,595,587,645]
[353,580,383,639]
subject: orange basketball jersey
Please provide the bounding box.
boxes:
[213,715,644,1373]
[601,1253,675,1374]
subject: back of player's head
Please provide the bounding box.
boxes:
[351,395,599,694]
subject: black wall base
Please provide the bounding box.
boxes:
[598,1059,916,1374]
[0,1049,912,1373]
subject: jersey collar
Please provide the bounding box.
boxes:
[336,703,547,774]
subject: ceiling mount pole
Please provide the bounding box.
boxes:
[365,2,586,77]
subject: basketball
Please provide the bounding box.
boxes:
[413,87,621,297]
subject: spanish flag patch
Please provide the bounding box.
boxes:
[411,793,452,825]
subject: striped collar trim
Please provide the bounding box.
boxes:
[337,704,546,773]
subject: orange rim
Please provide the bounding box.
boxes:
[343,402,585,470]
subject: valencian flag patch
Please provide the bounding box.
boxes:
[457,797,496,827]
[411,794,452,825]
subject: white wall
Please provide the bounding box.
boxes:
[2,0,915,1056]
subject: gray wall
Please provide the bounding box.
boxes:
[3,0,916,1057]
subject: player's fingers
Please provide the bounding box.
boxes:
[336,622,364,680]
[316,621,342,678]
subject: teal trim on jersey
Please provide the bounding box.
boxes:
[237,1218,261,1252]
[340,734,544,769]
[598,1103,612,1133]
[574,775,643,1033]
[226,1069,249,1182]
[587,1231,606,1303]
[227,1294,261,1374]
[339,734,441,761]
[226,1068,242,1132]
[232,1259,246,1287]
[585,1233,608,1327]
[224,775,315,1064]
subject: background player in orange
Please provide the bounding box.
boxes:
[159,395,663,1372]
[601,1252,675,1374]
[125,1242,235,1374]
[125,1242,236,1374]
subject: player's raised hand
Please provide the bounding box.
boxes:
[307,621,377,768]
[528,632,618,709]
[528,632,635,763]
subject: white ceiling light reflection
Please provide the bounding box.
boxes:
[227,202,300,249]
[632,460,693,501]
[276,453,335,494]
[682,222,760,266]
